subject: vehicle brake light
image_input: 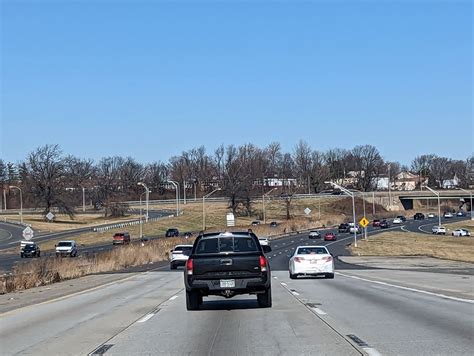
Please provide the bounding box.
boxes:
[294,257,304,263]
[259,255,267,272]
[323,256,333,262]
[186,258,193,275]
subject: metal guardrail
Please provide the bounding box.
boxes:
[92,214,175,233]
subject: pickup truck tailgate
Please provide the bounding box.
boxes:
[193,254,262,279]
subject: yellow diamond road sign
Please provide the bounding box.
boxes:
[359,217,369,228]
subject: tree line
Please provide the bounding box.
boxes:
[0,143,472,218]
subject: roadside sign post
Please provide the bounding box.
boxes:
[359,217,369,241]
[22,226,34,240]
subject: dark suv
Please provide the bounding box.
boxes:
[414,213,425,220]
[165,228,180,237]
[184,231,272,310]
[338,223,350,233]
[20,242,41,258]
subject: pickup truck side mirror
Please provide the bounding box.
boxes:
[262,245,272,253]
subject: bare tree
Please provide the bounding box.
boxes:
[293,140,312,193]
[351,145,384,191]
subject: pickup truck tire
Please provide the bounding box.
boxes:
[257,288,272,308]
[289,272,297,279]
[186,291,200,311]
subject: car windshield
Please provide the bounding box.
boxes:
[195,236,258,254]
[58,242,72,247]
[297,247,328,255]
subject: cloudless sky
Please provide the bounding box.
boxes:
[1,0,472,166]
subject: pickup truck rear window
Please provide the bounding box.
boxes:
[195,236,258,254]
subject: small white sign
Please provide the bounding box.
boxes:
[226,212,235,227]
[22,226,34,240]
[46,212,55,221]
[304,208,312,215]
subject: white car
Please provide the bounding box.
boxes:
[308,230,321,239]
[349,225,361,233]
[169,244,193,269]
[392,217,403,224]
[289,245,334,279]
[452,229,470,237]
[55,240,78,257]
[258,237,270,246]
[432,226,446,235]
[443,212,454,218]
[427,213,436,218]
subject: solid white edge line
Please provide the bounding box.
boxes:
[312,307,327,315]
[336,272,474,304]
[137,313,155,323]
[362,347,382,356]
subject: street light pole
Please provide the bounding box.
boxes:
[203,188,221,231]
[139,191,146,238]
[425,186,441,227]
[326,181,358,247]
[183,179,187,205]
[137,182,150,222]
[458,188,473,220]
[9,185,23,224]
[82,187,86,213]
[263,187,277,225]
[167,180,179,217]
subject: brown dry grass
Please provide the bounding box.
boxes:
[0,237,189,294]
[350,231,474,263]
[444,219,474,231]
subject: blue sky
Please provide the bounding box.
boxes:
[1,0,472,165]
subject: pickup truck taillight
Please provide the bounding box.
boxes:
[186,258,193,275]
[259,255,267,272]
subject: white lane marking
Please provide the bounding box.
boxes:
[273,276,278,279]
[168,295,178,301]
[362,347,382,356]
[281,282,287,286]
[268,256,272,259]
[291,240,294,243]
[273,254,277,257]
[279,252,282,254]
[312,307,327,315]
[400,225,410,232]
[418,223,434,234]
[336,272,474,304]
[137,313,155,323]
[291,291,300,296]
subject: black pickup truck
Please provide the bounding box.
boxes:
[184,231,272,310]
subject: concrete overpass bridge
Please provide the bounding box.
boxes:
[398,191,472,210]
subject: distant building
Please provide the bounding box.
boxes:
[442,175,460,189]
[258,178,297,187]
[393,172,422,191]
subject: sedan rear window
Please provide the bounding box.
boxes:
[195,237,258,254]
[297,247,328,255]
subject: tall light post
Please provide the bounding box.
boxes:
[203,188,221,231]
[137,182,150,222]
[263,187,277,225]
[183,179,187,205]
[326,181,358,247]
[9,185,23,224]
[458,188,473,220]
[425,186,441,227]
[167,180,180,217]
[81,187,86,212]
[388,164,392,210]
[139,190,150,238]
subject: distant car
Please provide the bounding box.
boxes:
[392,217,403,224]
[456,211,465,217]
[427,213,436,218]
[165,228,180,237]
[55,240,78,257]
[182,232,193,239]
[289,245,334,279]
[324,232,337,241]
[396,215,407,222]
[414,213,425,220]
[258,237,270,246]
[372,219,381,227]
[308,230,321,239]
[270,221,278,228]
[20,241,40,258]
[113,232,130,245]
[169,244,193,269]
[443,212,454,218]
[349,225,360,234]
[452,229,470,237]
[338,223,350,233]
[251,220,261,226]
[379,220,390,229]
[432,226,446,235]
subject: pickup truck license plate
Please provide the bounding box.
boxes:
[220,279,235,288]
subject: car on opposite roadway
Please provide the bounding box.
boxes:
[270,221,278,228]
[55,240,78,257]
[414,212,425,220]
[324,232,337,241]
[182,231,193,239]
[392,217,403,224]
[20,241,40,258]
[184,231,272,310]
[289,245,334,279]
[308,230,321,239]
[338,223,350,233]
[443,212,454,218]
[165,228,180,237]
[372,219,381,227]
[169,245,193,269]
[456,211,465,217]
[258,237,270,246]
[427,212,436,218]
[452,229,470,237]
[113,232,130,245]
[432,226,446,235]
[251,220,261,226]
[379,220,390,229]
